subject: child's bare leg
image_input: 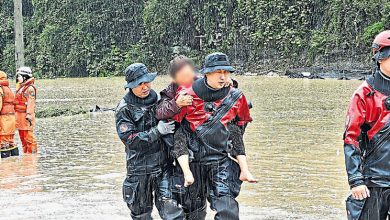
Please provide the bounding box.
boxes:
[177,154,194,187]
[236,155,257,183]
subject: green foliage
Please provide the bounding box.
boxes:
[1,0,390,76]
[363,22,385,43]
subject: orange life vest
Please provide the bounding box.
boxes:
[0,81,15,115]
[14,79,36,113]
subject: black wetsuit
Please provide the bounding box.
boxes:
[115,90,184,220]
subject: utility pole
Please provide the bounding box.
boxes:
[14,0,25,69]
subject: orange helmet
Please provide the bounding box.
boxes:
[372,30,390,54]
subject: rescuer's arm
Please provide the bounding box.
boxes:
[116,108,160,146]
[26,86,36,125]
[236,94,253,126]
[115,106,174,147]
[344,93,370,200]
[344,94,366,187]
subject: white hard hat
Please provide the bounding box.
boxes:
[17,66,33,77]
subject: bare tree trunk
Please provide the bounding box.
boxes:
[14,0,25,69]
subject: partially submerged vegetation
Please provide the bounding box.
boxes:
[36,106,86,118]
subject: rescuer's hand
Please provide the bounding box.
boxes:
[176,93,193,108]
[157,121,175,135]
[351,185,370,200]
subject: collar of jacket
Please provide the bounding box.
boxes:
[192,77,230,102]
[18,78,35,91]
[124,89,158,107]
[367,70,390,96]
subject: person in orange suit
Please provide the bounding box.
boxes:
[0,71,17,158]
[14,67,37,154]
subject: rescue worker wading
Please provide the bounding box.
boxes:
[14,67,37,154]
[173,53,252,220]
[115,63,184,220]
[344,30,390,220]
[0,71,17,158]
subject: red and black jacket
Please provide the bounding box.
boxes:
[344,70,390,187]
[174,78,252,164]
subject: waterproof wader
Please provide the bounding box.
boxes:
[123,168,184,220]
[172,159,241,220]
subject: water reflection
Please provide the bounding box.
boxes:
[0,154,41,192]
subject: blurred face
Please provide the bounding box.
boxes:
[206,69,230,89]
[17,74,23,83]
[380,57,390,76]
[173,64,195,86]
[131,82,152,98]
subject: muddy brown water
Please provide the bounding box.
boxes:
[0,76,361,219]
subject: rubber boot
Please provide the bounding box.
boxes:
[187,204,207,220]
[158,198,185,220]
[212,196,239,220]
[130,211,153,220]
[1,150,10,158]
[10,147,19,156]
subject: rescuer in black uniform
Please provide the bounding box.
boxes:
[115,63,184,220]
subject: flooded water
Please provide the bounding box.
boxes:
[0,76,362,219]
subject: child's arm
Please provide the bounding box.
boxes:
[236,155,257,183]
[172,126,189,158]
[172,126,194,187]
[177,154,194,187]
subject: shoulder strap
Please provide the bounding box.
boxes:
[20,85,36,99]
[195,89,242,138]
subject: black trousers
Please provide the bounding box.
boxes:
[347,187,390,220]
[173,158,242,220]
[123,168,184,220]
